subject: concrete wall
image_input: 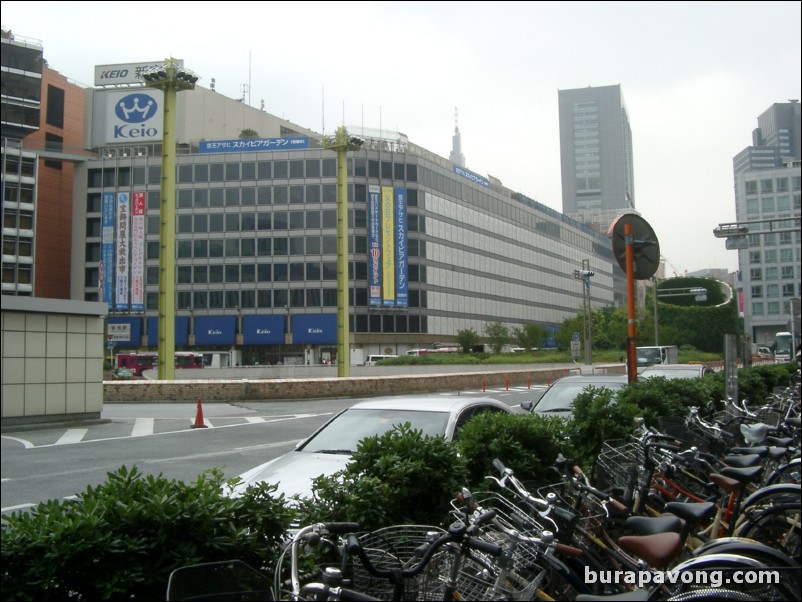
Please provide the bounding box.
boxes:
[104,364,627,403]
[2,297,107,426]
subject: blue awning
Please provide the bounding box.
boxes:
[242,315,285,344]
[292,313,337,344]
[194,316,236,345]
[146,316,189,346]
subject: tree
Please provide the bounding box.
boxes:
[239,128,259,139]
[456,328,480,353]
[513,323,546,351]
[484,322,510,353]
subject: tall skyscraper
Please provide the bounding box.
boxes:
[558,84,635,217]
[732,100,801,347]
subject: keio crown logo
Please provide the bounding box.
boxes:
[115,93,157,123]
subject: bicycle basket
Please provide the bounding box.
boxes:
[594,440,641,499]
[349,524,446,601]
[538,481,606,549]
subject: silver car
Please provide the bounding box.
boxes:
[520,374,629,419]
[639,364,715,380]
[230,396,517,499]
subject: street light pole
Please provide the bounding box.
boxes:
[322,127,363,377]
[573,261,594,366]
[143,58,198,381]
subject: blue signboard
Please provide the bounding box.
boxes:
[146,316,189,346]
[194,316,236,345]
[292,314,337,344]
[107,316,142,347]
[367,185,382,306]
[100,192,114,306]
[199,137,310,154]
[453,165,490,187]
[242,315,285,345]
[394,187,408,308]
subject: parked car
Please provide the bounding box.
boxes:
[756,347,773,359]
[112,367,135,380]
[520,374,629,420]
[639,364,715,380]
[229,396,517,499]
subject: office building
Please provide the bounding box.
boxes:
[2,30,87,299]
[732,101,801,347]
[73,71,619,366]
[558,84,635,218]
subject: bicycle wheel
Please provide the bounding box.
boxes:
[666,553,789,602]
[690,538,799,600]
[667,589,764,601]
[733,502,801,563]
[765,457,801,486]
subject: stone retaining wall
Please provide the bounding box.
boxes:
[104,365,629,403]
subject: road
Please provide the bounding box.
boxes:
[1,384,546,515]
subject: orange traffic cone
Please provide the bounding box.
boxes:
[191,398,208,428]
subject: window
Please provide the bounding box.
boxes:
[46,85,65,128]
[745,181,758,195]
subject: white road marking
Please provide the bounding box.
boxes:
[131,418,155,437]
[55,429,88,445]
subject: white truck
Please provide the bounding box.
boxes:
[636,345,679,367]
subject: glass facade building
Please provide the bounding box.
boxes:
[72,85,619,366]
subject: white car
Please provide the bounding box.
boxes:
[229,396,516,499]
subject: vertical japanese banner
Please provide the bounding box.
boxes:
[130,192,145,311]
[367,185,382,306]
[394,187,408,308]
[381,186,395,307]
[100,192,115,306]
[115,192,130,310]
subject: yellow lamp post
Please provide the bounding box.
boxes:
[142,58,198,380]
[322,127,363,377]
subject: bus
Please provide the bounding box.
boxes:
[115,351,204,376]
[773,331,795,363]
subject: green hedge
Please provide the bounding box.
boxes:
[1,466,294,601]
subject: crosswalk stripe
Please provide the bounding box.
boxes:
[131,418,155,437]
[55,429,87,445]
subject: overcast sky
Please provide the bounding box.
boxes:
[3,1,800,276]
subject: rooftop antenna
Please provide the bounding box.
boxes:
[248,50,252,106]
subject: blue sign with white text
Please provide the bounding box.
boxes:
[199,137,310,154]
[292,314,337,344]
[242,315,285,345]
[194,316,236,345]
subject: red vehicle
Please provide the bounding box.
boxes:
[115,351,204,376]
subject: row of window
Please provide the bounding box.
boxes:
[88,158,420,189]
[744,176,801,195]
[749,247,799,263]
[752,300,795,316]
[749,266,797,280]
[744,195,800,213]
[750,283,799,298]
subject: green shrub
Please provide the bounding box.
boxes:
[297,424,469,531]
[567,386,641,469]
[615,376,721,425]
[1,466,294,601]
[455,411,569,488]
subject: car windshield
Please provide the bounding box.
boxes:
[535,382,623,412]
[299,408,451,453]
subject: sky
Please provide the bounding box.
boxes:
[2,1,800,276]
